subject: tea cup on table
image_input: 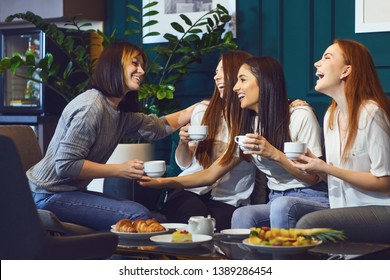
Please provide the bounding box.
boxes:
[234,135,252,151]
[283,142,307,160]
[188,125,209,141]
[144,160,166,178]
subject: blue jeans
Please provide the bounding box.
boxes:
[32,190,151,230]
[231,182,329,229]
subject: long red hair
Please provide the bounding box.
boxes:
[327,39,390,161]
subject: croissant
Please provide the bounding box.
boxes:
[133,219,166,233]
[145,222,166,232]
[145,218,159,225]
[114,219,136,233]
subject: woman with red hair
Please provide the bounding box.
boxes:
[293,40,390,243]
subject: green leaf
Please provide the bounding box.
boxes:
[182,34,200,42]
[194,21,208,27]
[144,10,159,17]
[126,16,139,23]
[25,53,36,66]
[143,31,160,38]
[217,4,229,14]
[10,60,22,73]
[171,22,185,33]
[163,33,179,43]
[126,4,140,13]
[207,18,214,27]
[163,74,181,84]
[176,46,192,53]
[221,15,231,23]
[188,28,203,34]
[125,29,140,36]
[0,57,12,72]
[143,20,158,28]
[144,1,158,9]
[38,70,48,81]
[180,14,192,26]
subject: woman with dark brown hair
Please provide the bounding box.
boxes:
[27,41,197,230]
[293,40,390,243]
[164,51,256,231]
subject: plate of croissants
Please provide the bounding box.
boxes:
[111,218,169,239]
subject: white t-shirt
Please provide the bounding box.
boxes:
[324,101,390,208]
[249,106,323,191]
[176,102,255,207]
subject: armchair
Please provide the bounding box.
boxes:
[0,125,95,235]
[0,134,118,259]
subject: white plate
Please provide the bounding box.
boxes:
[242,238,322,254]
[160,223,188,231]
[220,228,250,238]
[110,228,169,240]
[150,234,212,248]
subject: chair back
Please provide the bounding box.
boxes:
[0,135,118,259]
[0,135,49,259]
[0,125,43,171]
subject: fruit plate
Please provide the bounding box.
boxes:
[220,228,250,239]
[110,228,169,240]
[241,238,322,254]
[150,234,212,248]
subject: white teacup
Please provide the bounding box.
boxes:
[144,160,166,178]
[284,142,307,160]
[234,135,252,151]
[188,125,208,141]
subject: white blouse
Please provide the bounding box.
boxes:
[324,101,390,208]
[249,106,323,191]
[176,102,255,207]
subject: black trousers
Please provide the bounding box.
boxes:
[164,189,237,232]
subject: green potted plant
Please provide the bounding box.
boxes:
[0,2,236,115]
[0,12,108,104]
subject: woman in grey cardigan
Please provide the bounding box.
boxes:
[27,41,196,230]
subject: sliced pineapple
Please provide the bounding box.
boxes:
[248,226,345,246]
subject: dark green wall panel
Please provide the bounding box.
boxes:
[106,0,390,160]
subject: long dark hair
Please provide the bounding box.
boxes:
[195,50,253,168]
[240,57,291,156]
[91,41,146,112]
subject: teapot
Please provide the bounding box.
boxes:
[188,215,216,236]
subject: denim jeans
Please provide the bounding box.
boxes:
[231,182,329,229]
[32,190,151,230]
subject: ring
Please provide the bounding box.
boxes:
[255,144,259,150]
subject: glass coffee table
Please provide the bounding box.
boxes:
[113,233,390,260]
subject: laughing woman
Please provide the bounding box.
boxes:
[293,39,390,243]
[27,41,196,230]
